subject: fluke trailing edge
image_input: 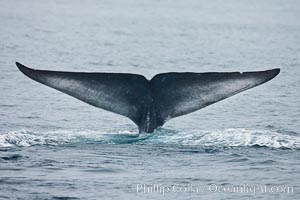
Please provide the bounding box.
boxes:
[16,62,280,133]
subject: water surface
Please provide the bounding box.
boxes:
[0,0,299,199]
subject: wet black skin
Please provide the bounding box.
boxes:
[16,62,280,133]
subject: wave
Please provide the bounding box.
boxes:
[0,128,299,149]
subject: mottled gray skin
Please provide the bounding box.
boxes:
[16,62,280,133]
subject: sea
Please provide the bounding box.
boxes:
[0,0,299,199]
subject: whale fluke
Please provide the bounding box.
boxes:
[150,69,280,121]
[16,62,280,133]
[16,62,149,127]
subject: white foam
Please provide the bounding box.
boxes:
[0,128,299,149]
[0,129,137,147]
[154,128,300,149]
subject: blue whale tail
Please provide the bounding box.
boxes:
[16,62,280,133]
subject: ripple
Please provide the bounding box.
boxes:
[82,167,122,173]
[1,154,22,161]
[254,160,278,165]
[0,167,24,171]
[52,197,80,200]
[223,158,249,163]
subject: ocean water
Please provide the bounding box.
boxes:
[0,0,300,199]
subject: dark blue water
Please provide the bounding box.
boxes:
[1,0,299,199]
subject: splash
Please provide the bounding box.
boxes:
[149,128,300,149]
[0,129,138,148]
[0,128,299,149]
